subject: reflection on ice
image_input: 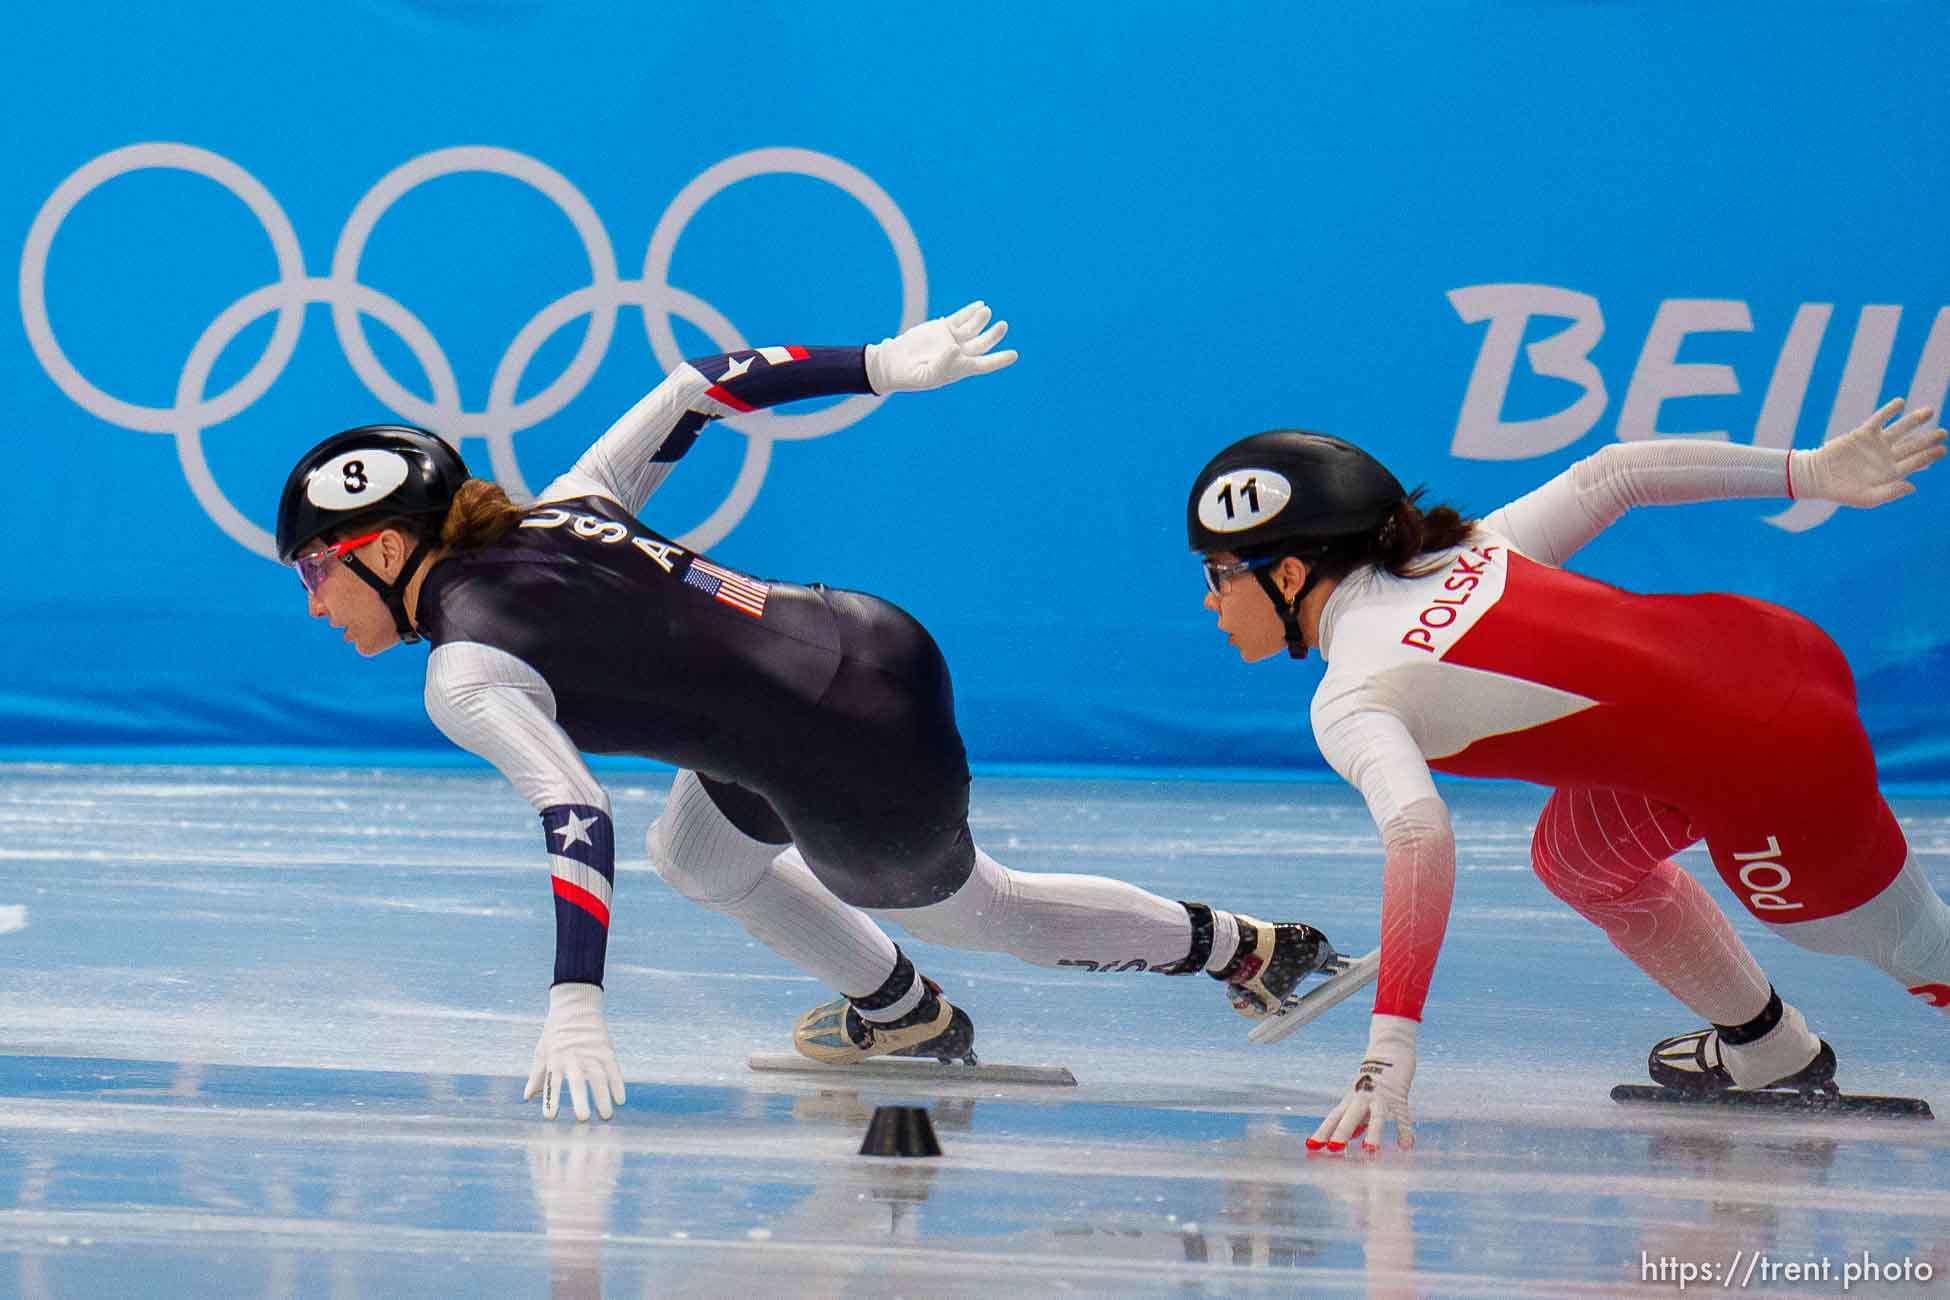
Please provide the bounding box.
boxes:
[2,765,1947,1296]
[0,1051,1946,1299]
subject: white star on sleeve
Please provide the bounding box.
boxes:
[719,354,753,381]
[553,810,597,850]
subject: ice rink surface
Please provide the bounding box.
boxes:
[2,764,1946,1297]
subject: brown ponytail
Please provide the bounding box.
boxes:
[439,478,527,552]
[1377,489,1479,578]
[324,479,525,556]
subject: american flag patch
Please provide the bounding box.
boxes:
[703,346,810,412]
[683,556,769,618]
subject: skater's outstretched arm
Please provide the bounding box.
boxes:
[1483,398,1944,565]
[1307,694,1458,1155]
[424,640,627,1123]
[540,301,1016,514]
[1306,796,1456,1156]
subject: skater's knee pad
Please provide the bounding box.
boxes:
[647,817,778,908]
[1534,853,1675,916]
[1530,788,1685,907]
[1530,838,1639,908]
[646,772,785,910]
[869,849,1011,952]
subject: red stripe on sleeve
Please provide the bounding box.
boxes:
[552,876,612,928]
[704,385,756,413]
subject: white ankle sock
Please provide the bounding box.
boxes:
[855,973,925,1023]
[1721,1002,1821,1089]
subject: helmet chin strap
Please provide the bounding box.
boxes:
[1252,551,1331,660]
[341,541,434,645]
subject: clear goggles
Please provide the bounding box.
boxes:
[1201,555,1275,595]
[294,530,384,594]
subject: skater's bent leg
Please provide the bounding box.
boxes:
[647,770,900,999]
[1535,788,1823,1087]
[868,847,1247,975]
[1533,788,1772,1026]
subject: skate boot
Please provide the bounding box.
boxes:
[1649,995,1838,1096]
[794,977,977,1066]
[1212,914,1336,1019]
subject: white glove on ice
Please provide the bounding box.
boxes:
[863,301,1017,394]
[525,982,627,1122]
[1307,1013,1418,1155]
[1790,398,1945,506]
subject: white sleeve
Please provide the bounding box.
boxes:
[1482,440,1792,566]
[1311,677,1441,836]
[537,363,715,512]
[424,642,610,813]
[1311,682,1458,1021]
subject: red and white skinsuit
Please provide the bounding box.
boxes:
[1310,438,1950,1126]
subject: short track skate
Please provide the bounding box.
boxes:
[1247,944,1382,1045]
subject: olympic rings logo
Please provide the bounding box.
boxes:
[20,143,927,558]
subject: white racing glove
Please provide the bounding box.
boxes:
[1307,1013,1418,1155]
[863,300,1017,394]
[1791,398,1945,506]
[525,982,627,1122]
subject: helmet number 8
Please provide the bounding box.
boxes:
[342,460,368,494]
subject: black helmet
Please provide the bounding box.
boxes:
[1186,430,1405,555]
[276,424,468,645]
[1186,430,1406,660]
[276,424,468,563]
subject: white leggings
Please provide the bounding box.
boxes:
[647,769,1201,995]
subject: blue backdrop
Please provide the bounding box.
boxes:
[7,3,1949,781]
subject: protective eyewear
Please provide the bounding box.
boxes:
[1201,555,1276,595]
[294,530,385,594]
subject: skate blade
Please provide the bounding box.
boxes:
[1610,1084,1934,1120]
[749,1053,1077,1087]
[1248,946,1381,1045]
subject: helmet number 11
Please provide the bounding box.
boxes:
[1196,467,1294,535]
[1216,477,1261,519]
